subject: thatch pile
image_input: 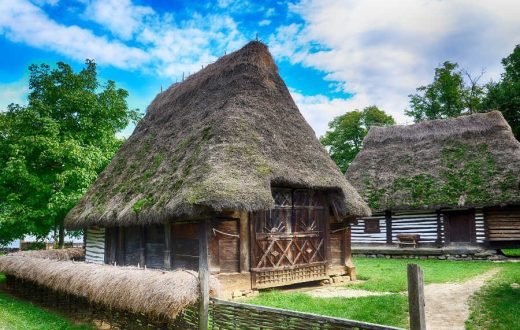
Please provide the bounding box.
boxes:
[65,41,369,229]
[346,111,520,211]
[8,248,84,261]
[0,256,219,319]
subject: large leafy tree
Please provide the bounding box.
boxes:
[405,61,473,122]
[482,45,520,140]
[321,106,395,173]
[0,60,140,246]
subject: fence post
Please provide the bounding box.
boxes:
[199,218,210,330]
[407,263,426,330]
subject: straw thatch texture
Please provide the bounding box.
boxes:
[65,41,369,228]
[346,111,520,211]
[0,256,219,319]
[8,247,84,261]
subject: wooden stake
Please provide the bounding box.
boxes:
[407,264,426,330]
[199,218,210,330]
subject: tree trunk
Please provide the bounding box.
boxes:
[58,223,65,249]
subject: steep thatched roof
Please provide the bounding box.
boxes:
[7,247,84,261]
[65,41,369,228]
[0,254,219,320]
[346,111,520,212]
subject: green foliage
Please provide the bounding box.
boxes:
[132,197,154,214]
[0,60,140,245]
[364,142,517,209]
[246,291,408,328]
[467,263,520,330]
[406,61,480,122]
[482,44,520,140]
[321,106,395,172]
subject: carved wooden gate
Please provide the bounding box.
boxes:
[251,188,329,289]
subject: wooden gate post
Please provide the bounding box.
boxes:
[199,218,210,330]
[407,264,426,330]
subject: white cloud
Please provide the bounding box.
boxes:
[0,0,149,69]
[259,19,271,26]
[84,0,155,40]
[272,0,520,123]
[0,79,29,111]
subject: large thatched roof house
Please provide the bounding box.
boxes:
[346,111,520,255]
[65,41,370,292]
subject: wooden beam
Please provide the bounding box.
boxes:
[239,212,250,273]
[436,210,442,247]
[407,264,426,330]
[199,218,210,330]
[117,227,125,266]
[385,211,392,244]
[139,226,145,267]
[164,222,172,270]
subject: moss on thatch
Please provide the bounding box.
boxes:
[65,41,369,228]
[346,111,520,211]
[0,255,219,320]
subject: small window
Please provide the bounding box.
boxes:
[364,219,381,233]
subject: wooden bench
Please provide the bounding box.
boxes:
[396,234,420,248]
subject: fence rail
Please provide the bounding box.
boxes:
[210,298,404,330]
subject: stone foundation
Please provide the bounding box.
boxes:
[352,246,508,261]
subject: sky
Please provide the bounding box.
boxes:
[0,0,519,137]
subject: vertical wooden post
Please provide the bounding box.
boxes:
[139,226,146,267]
[164,222,172,270]
[109,228,117,264]
[199,218,210,330]
[436,210,442,247]
[385,211,393,244]
[407,264,426,330]
[344,225,356,281]
[117,227,125,266]
[239,212,250,273]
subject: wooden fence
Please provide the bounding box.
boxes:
[209,298,403,330]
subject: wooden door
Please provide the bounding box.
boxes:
[445,211,475,243]
[250,189,329,289]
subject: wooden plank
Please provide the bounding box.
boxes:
[139,226,145,267]
[117,227,125,266]
[385,211,392,244]
[407,264,426,330]
[164,222,172,270]
[239,212,250,273]
[199,218,210,330]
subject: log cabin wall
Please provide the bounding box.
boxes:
[85,227,105,264]
[352,209,486,247]
[484,207,520,244]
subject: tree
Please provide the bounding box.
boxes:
[406,61,469,122]
[482,45,520,140]
[0,60,140,247]
[321,106,395,172]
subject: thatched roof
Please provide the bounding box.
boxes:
[65,41,369,228]
[7,247,84,261]
[0,254,219,320]
[346,111,520,212]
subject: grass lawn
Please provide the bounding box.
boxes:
[352,257,497,292]
[246,257,511,329]
[466,263,520,330]
[501,248,520,257]
[0,274,92,330]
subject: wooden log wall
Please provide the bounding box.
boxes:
[85,228,105,264]
[351,216,387,244]
[485,207,520,241]
[391,212,439,244]
[475,211,485,243]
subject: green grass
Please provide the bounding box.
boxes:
[466,263,520,330]
[352,257,497,292]
[501,248,520,257]
[0,274,92,330]
[246,291,408,328]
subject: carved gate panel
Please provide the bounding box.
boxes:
[251,188,329,289]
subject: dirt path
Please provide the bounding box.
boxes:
[424,269,499,330]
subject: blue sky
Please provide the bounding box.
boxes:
[0,0,519,137]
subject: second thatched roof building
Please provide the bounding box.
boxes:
[346,111,520,256]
